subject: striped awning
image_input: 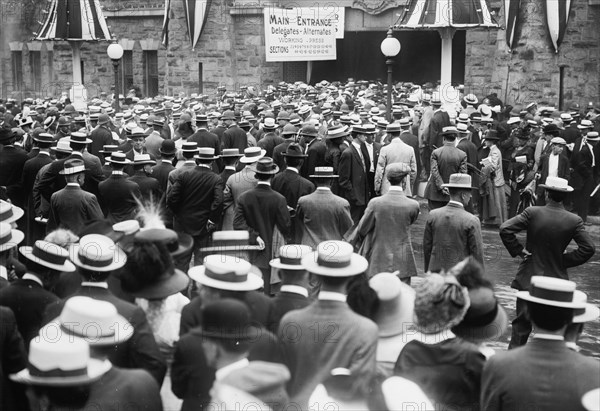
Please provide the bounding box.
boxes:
[34,0,112,41]
[183,0,213,50]
[504,0,520,51]
[544,0,572,52]
[399,0,499,28]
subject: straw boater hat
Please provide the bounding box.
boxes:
[188,254,263,291]
[99,145,120,156]
[539,176,573,192]
[463,94,478,105]
[10,334,111,386]
[220,148,243,158]
[586,131,600,141]
[68,131,92,145]
[301,241,368,277]
[572,291,600,324]
[200,230,264,253]
[516,277,582,309]
[369,273,415,337]
[239,146,266,164]
[108,152,131,165]
[550,137,567,145]
[19,240,76,272]
[195,147,218,161]
[133,154,156,166]
[442,173,475,189]
[59,158,86,175]
[69,234,127,272]
[181,142,199,153]
[0,200,24,225]
[42,296,133,346]
[270,245,313,271]
[0,222,24,253]
[310,167,338,179]
[33,132,55,144]
[262,118,277,131]
[582,388,600,411]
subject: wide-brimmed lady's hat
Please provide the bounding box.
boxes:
[0,200,24,225]
[452,286,508,343]
[239,146,266,164]
[301,241,368,277]
[539,176,573,192]
[413,273,470,334]
[69,234,127,272]
[516,276,582,309]
[188,254,263,291]
[0,222,24,253]
[369,273,415,337]
[136,228,193,258]
[20,240,76,272]
[270,245,313,271]
[108,152,131,165]
[10,334,111,386]
[42,296,133,346]
[249,157,279,175]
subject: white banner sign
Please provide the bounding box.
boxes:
[264,7,343,62]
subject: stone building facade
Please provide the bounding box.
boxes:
[0,0,598,109]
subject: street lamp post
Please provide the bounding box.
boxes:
[107,43,124,113]
[380,29,401,122]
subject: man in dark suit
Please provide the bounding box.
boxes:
[222,110,248,152]
[42,234,167,384]
[0,306,28,411]
[423,173,484,273]
[272,144,315,241]
[0,127,29,206]
[128,154,161,204]
[257,119,285,158]
[570,132,599,223]
[300,125,327,180]
[536,137,571,205]
[188,114,222,172]
[167,147,223,268]
[89,114,114,158]
[499,176,595,348]
[481,277,600,410]
[560,113,581,145]
[339,125,371,223]
[361,124,381,200]
[151,140,177,193]
[456,123,480,213]
[267,245,312,333]
[47,158,104,235]
[98,152,141,223]
[424,127,468,209]
[425,97,451,153]
[272,124,299,171]
[234,157,292,294]
[218,148,242,185]
[0,240,73,345]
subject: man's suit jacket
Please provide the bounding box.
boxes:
[499,201,595,290]
[167,166,223,236]
[375,138,417,196]
[210,125,227,144]
[561,123,581,145]
[0,306,28,411]
[43,285,166,384]
[457,137,479,174]
[538,152,570,185]
[570,139,595,190]
[222,167,258,230]
[426,109,451,150]
[128,172,162,203]
[223,125,248,152]
[424,143,468,202]
[20,152,52,198]
[257,132,285,158]
[98,173,142,223]
[144,131,164,159]
[481,339,600,411]
[48,185,104,235]
[278,300,378,409]
[219,167,236,186]
[167,161,196,191]
[423,202,484,272]
[0,145,29,205]
[151,160,175,193]
[400,131,421,172]
[273,139,294,171]
[339,143,370,206]
[0,278,60,345]
[301,138,327,179]
[296,188,354,248]
[267,290,310,333]
[271,169,315,210]
[234,184,291,268]
[89,126,114,158]
[188,128,223,171]
[361,141,381,198]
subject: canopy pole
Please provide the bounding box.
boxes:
[439,27,455,98]
[69,41,87,111]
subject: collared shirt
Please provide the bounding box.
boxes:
[548,153,559,178]
[365,142,375,172]
[565,342,580,352]
[388,186,403,192]
[71,151,83,157]
[351,141,365,169]
[316,186,331,192]
[225,166,236,171]
[448,200,464,208]
[0,265,7,281]
[198,164,211,169]
[280,285,309,298]
[183,160,196,165]
[22,273,43,287]
[287,166,299,174]
[66,182,80,187]
[39,150,51,156]
[318,291,347,302]
[257,181,271,187]
[81,281,109,289]
[112,170,125,175]
[215,358,250,381]
[532,333,564,341]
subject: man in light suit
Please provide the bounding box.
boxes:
[339,125,371,223]
[423,127,468,209]
[375,123,417,197]
[278,241,377,410]
[399,118,422,194]
[296,167,353,249]
[535,137,570,206]
[423,173,484,273]
[499,176,595,348]
[47,158,103,235]
[222,147,264,230]
[481,277,600,411]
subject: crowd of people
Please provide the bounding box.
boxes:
[0,79,599,411]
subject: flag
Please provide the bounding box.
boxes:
[162,0,171,48]
[183,0,213,50]
[399,0,498,28]
[34,0,112,41]
[504,0,520,51]
[544,0,572,52]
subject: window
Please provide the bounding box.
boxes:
[12,51,23,90]
[144,50,158,97]
[30,51,42,91]
[120,50,134,94]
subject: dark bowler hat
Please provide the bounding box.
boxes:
[542,123,560,136]
[249,157,279,175]
[300,125,319,137]
[282,143,307,158]
[483,130,500,141]
[196,114,209,123]
[159,139,177,155]
[199,299,262,340]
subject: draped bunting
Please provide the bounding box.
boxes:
[162,0,171,48]
[399,0,499,28]
[183,0,213,50]
[544,0,572,52]
[504,0,520,51]
[34,0,112,41]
